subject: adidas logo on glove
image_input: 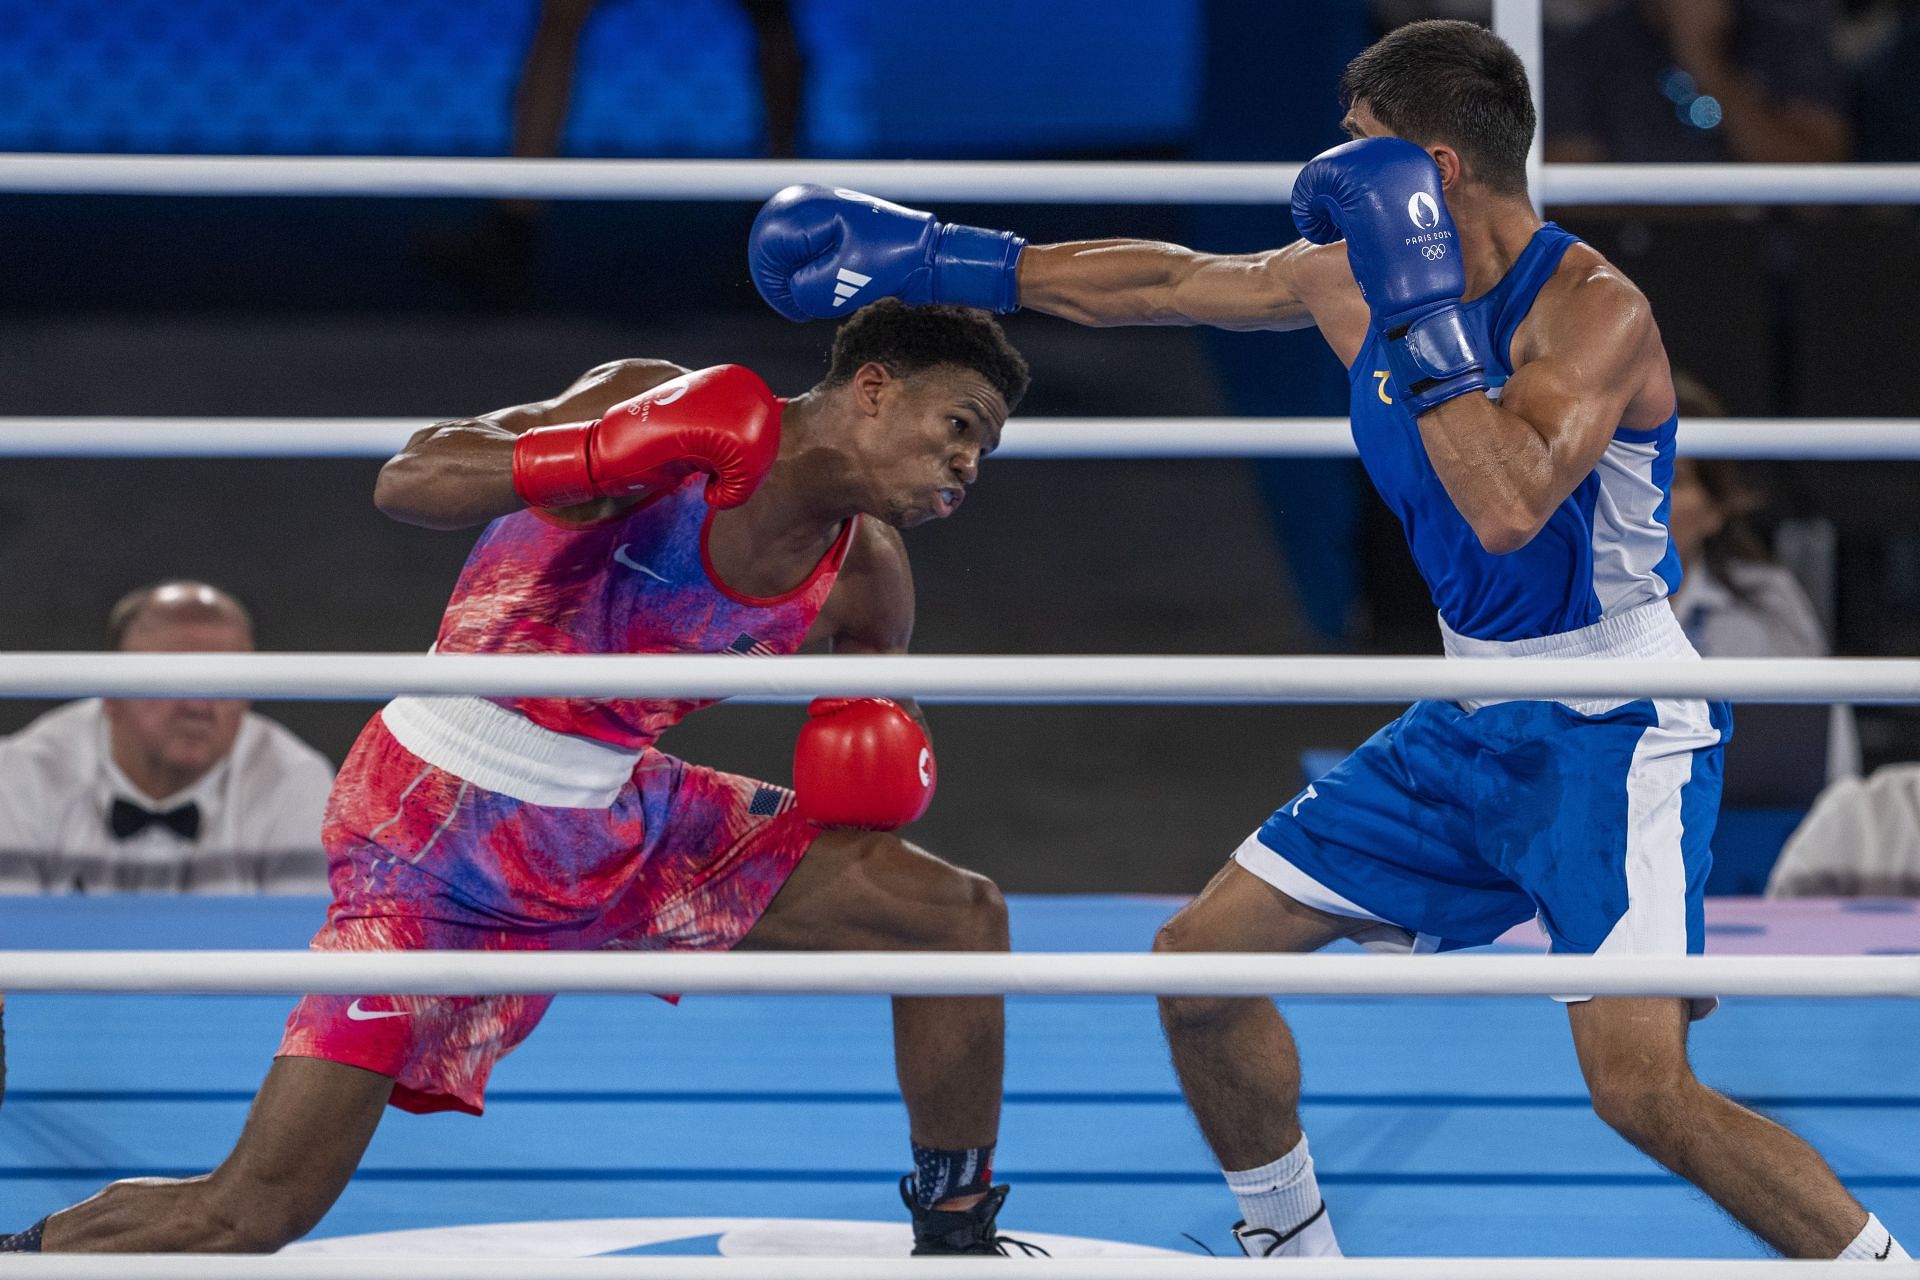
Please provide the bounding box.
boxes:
[832,267,872,307]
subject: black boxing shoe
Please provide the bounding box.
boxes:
[899,1176,1048,1256]
[1231,1203,1332,1256]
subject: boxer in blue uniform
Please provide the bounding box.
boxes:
[742,18,1909,1267]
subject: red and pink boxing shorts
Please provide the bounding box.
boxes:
[277,713,818,1115]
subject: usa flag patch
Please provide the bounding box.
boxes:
[748,785,794,817]
[727,632,777,656]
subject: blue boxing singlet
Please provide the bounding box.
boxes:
[1346,222,1682,643]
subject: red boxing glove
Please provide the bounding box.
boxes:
[794,697,936,830]
[511,364,781,512]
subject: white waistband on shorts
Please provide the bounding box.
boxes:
[1437,599,1700,714]
[380,695,641,809]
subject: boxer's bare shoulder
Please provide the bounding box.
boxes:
[809,518,914,656]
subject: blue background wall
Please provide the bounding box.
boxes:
[0,0,1199,157]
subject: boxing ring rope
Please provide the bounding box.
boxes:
[10,1257,1919,1279]
[10,1259,1920,1280]
[1,152,1918,205]
[1495,0,1546,208]
[2,949,1915,998]
[1,652,1917,705]
[0,417,1915,461]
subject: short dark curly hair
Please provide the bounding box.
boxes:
[823,299,1031,411]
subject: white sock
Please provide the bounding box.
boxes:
[1839,1213,1910,1261]
[1223,1137,1340,1256]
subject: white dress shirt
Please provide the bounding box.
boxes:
[0,699,335,894]
[1768,765,1920,898]
[1671,558,1827,660]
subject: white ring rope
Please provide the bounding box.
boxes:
[1,652,1915,705]
[0,153,1917,205]
[2,951,1914,998]
[1497,0,1546,213]
[5,1260,1917,1279]
[1,417,1915,461]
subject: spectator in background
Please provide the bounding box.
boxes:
[1668,459,1827,657]
[1668,375,1829,658]
[1546,0,1850,162]
[1667,375,1862,789]
[0,581,333,894]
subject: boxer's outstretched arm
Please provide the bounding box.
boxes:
[374,358,686,530]
[1414,266,1661,555]
[748,185,1358,348]
[1016,238,1328,332]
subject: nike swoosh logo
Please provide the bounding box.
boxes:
[345,999,409,1022]
[1879,1237,1894,1261]
[614,545,670,583]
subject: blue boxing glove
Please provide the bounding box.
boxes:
[1292,138,1488,416]
[749,185,1024,322]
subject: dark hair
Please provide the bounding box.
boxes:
[1685,457,1775,601]
[1667,370,1772,601]
[1340,19,1536,196]
[823,299,1031,411]
[1671,370,1728,420]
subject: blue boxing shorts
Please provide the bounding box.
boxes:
[1233,607,1731,1016]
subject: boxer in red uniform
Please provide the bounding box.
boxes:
[7,301,1034,1258]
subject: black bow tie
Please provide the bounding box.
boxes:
[109,797,201,841]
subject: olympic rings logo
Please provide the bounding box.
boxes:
[1421,244,1448,261]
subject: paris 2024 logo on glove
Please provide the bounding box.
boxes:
[1404,191,1451,259]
